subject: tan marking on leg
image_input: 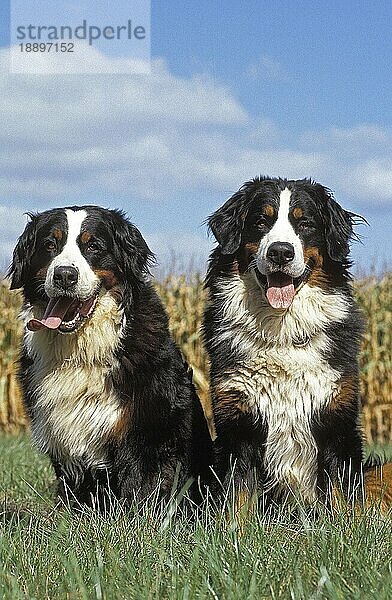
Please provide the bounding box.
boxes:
[235,489,254,534]
[111,405,132,441]
[226,489,255,536]
[365,463,392,513]
[329,373,358,412]
[213,387,250,426]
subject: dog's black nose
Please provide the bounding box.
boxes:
[267,242,295,266]
[53,266,79,289]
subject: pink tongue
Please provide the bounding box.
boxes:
[266,273,295,309]
[27,297,77,331]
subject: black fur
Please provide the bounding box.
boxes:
[208,186,253,255]
[203,177,366,508]
[9,206,212,510]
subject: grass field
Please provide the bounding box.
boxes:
[1,436,391,599]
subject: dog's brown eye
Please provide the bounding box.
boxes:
[86,242,100,252]
[257,217,269,229]
[297,220,311,230]
[44,240,56,251]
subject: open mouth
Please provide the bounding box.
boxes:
[27,290,100,334]
[254,260,314,310]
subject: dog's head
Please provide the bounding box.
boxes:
[208,177,364,309]
[9,206,153,333]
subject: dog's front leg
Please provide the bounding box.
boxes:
[211,388,267,516]
[315,408,363,507]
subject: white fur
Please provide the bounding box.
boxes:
[256,188,305,278]
[22,292,124,480]
[213,273,349,501]
[45,209,99,300]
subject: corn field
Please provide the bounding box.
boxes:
[0,274,391,442]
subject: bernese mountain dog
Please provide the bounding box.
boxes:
[203,177,367,509]
[9,206,211,509]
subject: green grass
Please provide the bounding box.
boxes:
[0,436,391,600]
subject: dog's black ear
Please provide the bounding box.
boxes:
[208,186,252,255]
[8,214,38,290]
[111,210,155,281]
[310,183,361,262]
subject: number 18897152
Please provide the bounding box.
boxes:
[19,43,74,52]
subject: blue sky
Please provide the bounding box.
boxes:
[1,1,391,272]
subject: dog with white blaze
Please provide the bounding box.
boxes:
[203,177,370,509]
[9,206,212,510]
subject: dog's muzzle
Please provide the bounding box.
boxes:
[254,258,315,310]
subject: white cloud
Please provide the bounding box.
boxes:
[9,41,150,74]
[328,124,389,144]
[1,46,391,269]
[298,125,392,203]
[0,46,249,207]
[352,160,392,200]
[299,124,391,157]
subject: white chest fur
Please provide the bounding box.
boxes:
[214,274,348,501]
[23,293,124,479]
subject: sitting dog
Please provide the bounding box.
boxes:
[203,177,367,509]
[9,206,211,509]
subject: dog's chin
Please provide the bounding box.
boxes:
[254,262,314,310]
[27,289,101,334]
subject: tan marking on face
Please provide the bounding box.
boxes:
[93,269,118,290]
[303,246,323,268]
[263,204,275,217]
[244,241,260,255]
[53,228,63,240]
[292,207,303,219]
[80,231,91,244]
[237,242,260,274]
[302,246,329,289]
[36,266,48,280]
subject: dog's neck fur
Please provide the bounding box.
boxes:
[22,291,124,479]
[23,291,123,368]
[210,272,349,502]
[211,272,349,349]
